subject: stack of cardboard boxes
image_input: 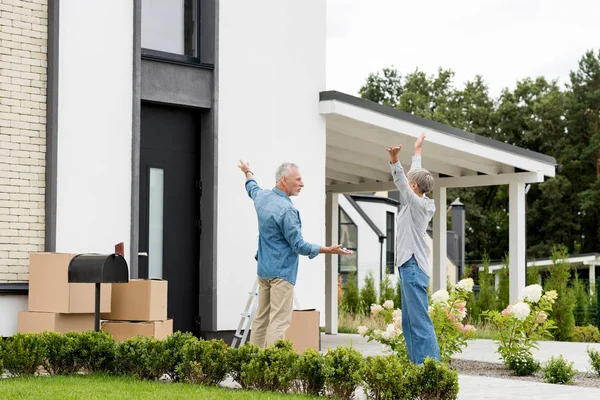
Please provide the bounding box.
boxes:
[101,279,172,341]
[18,253,173,341]
[18,253,112,333]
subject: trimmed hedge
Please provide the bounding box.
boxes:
[0,332,459,399]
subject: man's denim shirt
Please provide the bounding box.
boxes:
[245,178,320,285]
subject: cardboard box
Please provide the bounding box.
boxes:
[285,309,320,353]
[101,319,173,342]
[28,253,111,314]
[101,279,167,321]
[18,312,95,334]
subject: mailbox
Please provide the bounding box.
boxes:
[68,253,129,331]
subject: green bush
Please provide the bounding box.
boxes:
[496,255,510,311]
[588,347,600,377]
[394,277,402,310]
[226,343,262,389]
[545,245,576,341]
[572,325,600,343]
[69,330,116,373]
[177,338,229,386]
[542,355,577,384]
[0,338,3,374]
[42,331,79,375]
[293,349,328,396]
[362,355,411,400]
[341,271,361,315]
[241,340,298,392]
[527,264,540,286]
[360,272,378,316]
[2,333,46,376]
[379,274,395,304]
[409,358,459,400]
[164,331,197,381]
[477,252,496,315]
[115,336,170,380]
[505,352,541,376]
[572,271,590,326]
[324,346,363,399]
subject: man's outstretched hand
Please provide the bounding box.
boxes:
[238,159,253,177]
[386,145,402,164]
[327,244,354,255]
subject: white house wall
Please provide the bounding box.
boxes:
[55,0,133,260]
[216,1,326,330]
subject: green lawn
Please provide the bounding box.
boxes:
[0,374,316,400]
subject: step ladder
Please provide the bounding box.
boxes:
[231,278,301,348]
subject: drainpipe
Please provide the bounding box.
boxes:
[379,237,384,284]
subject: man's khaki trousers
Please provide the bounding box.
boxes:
[249,277,294,348]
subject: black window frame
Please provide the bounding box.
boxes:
[141,0,202,66]
[386,211,395,274]
[338,207,358,276]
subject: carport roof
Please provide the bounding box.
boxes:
[320,91,557,193]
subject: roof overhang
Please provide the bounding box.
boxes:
[320,91,557,193]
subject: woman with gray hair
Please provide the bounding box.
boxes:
[386,133,440,364]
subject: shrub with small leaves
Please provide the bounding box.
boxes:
[164,331,197,381]
[42,331,79,375]
[292,349,328,396]
[0,338,4,374]
[2,333,46,376]
[408,358,459,400]
[362,355,411,400]
[226,343,262,389]
[542,355,577,384]
[241,340,298,393]
[505,351,541,376]
[177,338,229,386]
[69,330,116,373]
[587,347,600,377]
[324,346,363,399]
[572,325,600,343]
[115,336,170,380]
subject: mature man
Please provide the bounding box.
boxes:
[238,160,352,348]
[386,133,440,364]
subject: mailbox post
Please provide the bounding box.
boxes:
[68,253,129,331]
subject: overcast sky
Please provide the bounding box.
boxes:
[326,0,600,98]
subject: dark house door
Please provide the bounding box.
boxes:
[139,103,200,335]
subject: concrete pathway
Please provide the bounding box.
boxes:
[321,333,600,399]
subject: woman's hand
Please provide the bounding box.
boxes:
[386,145,403,164]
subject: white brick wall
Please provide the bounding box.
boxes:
[0,0,47,282]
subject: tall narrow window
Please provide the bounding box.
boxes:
[148,168,164,279]
[141,0,199,59]
[386,211,395,274]
[338,207,358,278]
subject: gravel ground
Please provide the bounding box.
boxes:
[450,359,600,388]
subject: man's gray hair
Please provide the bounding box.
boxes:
[407,168,434,194]
[275,162,299,184]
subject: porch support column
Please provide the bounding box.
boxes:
[325,192,339,334]
[432,185,447,291]
[509,181,526,302]
[590,264,596,296]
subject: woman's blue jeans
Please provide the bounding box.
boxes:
[399,255,440,364]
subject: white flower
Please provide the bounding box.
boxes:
[511,301,531,321]
[431,289,450,303]
[544,290,558,303]
[371,304,384,315]
[456,278,474,292]
[392,309,402,319]
[357,325,369,336]
[383,300,394,309]
[521,284,543,303]
[382,324,399,340]
[373,329,383,337]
